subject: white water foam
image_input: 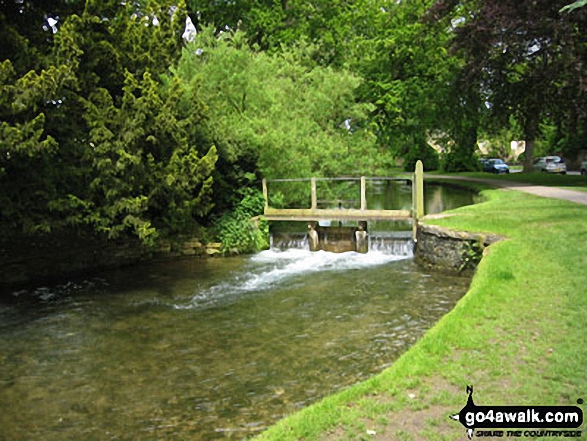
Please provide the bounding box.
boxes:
[174,249,411,310]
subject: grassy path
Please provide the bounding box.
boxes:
[255,188,587,440]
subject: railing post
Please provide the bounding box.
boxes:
[412,161,424,242]
[415,160,424,219]
[311,177,317,210]
[360,176,366,211]
[262,178,269,211]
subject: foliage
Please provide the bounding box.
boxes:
[73,72,217,244]
[348,0,467,170]
[458,238,485,272]
[0,58,76,234]
[402,141,439,172]
[171,26,379,207]
[0,0,217,244]
[432,0,587,171]
[215,188,269,254]
[560,0,587,13]
[440,145,479,173]
[189,0,378,67]
[4,0,587,252]
[478,116,523,160]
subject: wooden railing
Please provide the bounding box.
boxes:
[261,161,424,222]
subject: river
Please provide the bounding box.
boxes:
[0,183,476,440]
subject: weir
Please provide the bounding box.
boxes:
[270,231,414,256]
[261,161,424,253]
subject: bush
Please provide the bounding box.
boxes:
[440,148,478,172]
[215,188,269,254]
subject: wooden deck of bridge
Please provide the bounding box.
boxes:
[262,208,412,221]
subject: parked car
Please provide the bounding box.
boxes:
[483,158,510,174]
[533,156,567,174]
[581,160,587,176]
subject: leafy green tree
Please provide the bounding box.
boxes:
[1,0,218,243]
[215,188,268,254]
[431,0,587,171]
[61,72,218,244]
[0,0,85,74]
[110,0,188,78]
[188,0,381,67]
[350,0,466,170]
[0,59,76,233]
[171,26,379,207]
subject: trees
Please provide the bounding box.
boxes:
[171,27,379,207]
[348,0,463,170]
[432,0,587,171]
[188,0,364,67]
[5,0,585,252]
[75,72,217,244]
[2,1,385,246]
[0,60,76,234]
[1,0,218,243]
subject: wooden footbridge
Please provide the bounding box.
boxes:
[261,161,424,223]
[260,161,424,252]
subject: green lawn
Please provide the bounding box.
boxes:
[256,189,587,440]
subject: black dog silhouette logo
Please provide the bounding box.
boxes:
[450,385,476,439]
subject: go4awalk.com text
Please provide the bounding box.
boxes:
[449,386,584,439]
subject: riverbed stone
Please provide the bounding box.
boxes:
[181,239,202,249]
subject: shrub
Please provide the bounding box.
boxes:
[215,188,269,254]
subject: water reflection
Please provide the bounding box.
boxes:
[271,181,478,234]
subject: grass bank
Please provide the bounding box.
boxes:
[456,171,587,189]
[256,188,587,440]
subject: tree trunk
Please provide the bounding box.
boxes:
[523,137,535,172]
[523,117,538,173]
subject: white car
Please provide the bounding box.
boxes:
[581,160,587,176]
[533,156,567,174]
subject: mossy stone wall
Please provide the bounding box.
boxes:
[414,223,502,273]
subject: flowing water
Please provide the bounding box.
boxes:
[0,183,477,440]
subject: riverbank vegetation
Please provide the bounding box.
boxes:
[2,1,587,255]
[256,187,587,440]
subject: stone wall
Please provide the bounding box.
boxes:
[0,232,222,290]
[414,223,502,273]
